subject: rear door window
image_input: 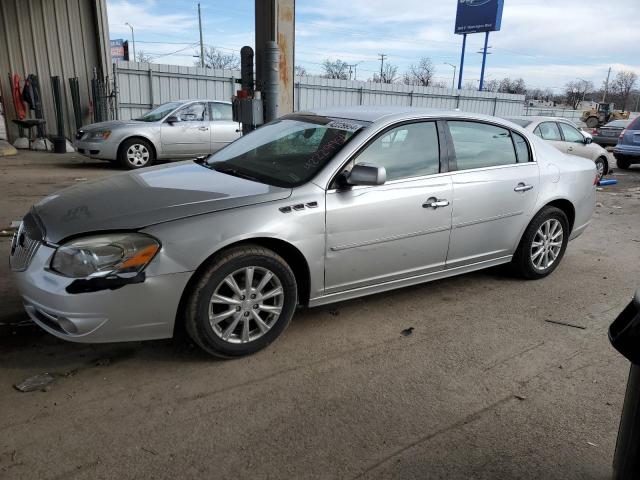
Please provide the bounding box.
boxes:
[534,122,562,141]
[448,121,517,170]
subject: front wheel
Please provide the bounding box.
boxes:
[118,138,155,169]
[184,245,298,358]
[594,157,608,179]
[512,206,569,280]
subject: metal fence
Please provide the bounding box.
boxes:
[114,61,525,120]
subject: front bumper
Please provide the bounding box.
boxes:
[75,139,119,160]
[13,244,192,343]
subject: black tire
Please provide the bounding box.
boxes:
[184,245,297,358]
[615,155,631,169]
[511,206,570,280]
[118,137,155,169]
[595,157,608,178]
[585,117,599,129]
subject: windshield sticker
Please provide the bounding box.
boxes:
[326,120,363,133]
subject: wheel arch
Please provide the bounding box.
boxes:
[173,237,312,337]
[117,135,158,161]
[540,198,575,232]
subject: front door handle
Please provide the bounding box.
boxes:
[567,146,574,152]
[514,182,533,192]
[198,126,209,131]
[423,197,450,209]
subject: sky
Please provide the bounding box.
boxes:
[106,0,640,93]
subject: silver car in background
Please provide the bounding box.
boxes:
[508,116,611,178]
[11,107,597,357]
[75,100,241,169]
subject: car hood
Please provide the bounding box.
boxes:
[81,120,151,131]
[33,161,292,243]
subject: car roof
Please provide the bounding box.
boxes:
[507,115,576,124]
[173,99,232,105]
[300,105,512,124]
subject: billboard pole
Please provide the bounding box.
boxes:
[478,31,490,91]
[457,33,466,90]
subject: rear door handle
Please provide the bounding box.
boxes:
[423,197,450,209]
[198,126,209,131]
[514,183,533,192]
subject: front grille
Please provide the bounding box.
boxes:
[10,213,43,272]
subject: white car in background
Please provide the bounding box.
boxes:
[507,116,610,178]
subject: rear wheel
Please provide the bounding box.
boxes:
[615,155,631,169]
[512,206,569,280]
[118,138,155,169]
[594,157,608,178]
[184,245,298,358]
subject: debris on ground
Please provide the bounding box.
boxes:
[329,308,340,317]
[544,319,587,330]
[14,373,56,392]
[94,358,111,367]
[514,394,527,401]
[587,441,597,447]
[401,327,414,336]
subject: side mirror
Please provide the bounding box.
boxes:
[346,163,386,186]
[584,136,593,144]
[166,115,179,124]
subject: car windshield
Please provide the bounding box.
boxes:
[134,102,184,122]
[206,114,370,187]
[506,118,532,127]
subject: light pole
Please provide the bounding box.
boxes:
[125,22,136,62]
[444,63,457,90]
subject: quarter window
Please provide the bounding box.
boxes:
[448,121,517,170]
[210,102,233,121]
[558,123,585,143]
[534,122,562,141]
[512,132,531,163]
[354,122,440,181]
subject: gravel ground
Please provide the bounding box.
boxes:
[0,151,639,479]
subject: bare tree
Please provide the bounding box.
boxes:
[295,65,308,76]
[564,79,594,109]
[322,59,349,79]
[136,50,154,63]
[199,46,240,70]
[372,63,399,84]
[611,70,638,111]
[462,80,478,90]
[403,57,435,86]
[482,78,499,92]
[497,77,527,95]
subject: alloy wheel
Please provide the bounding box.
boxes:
[209,266,284,344]
[126,144,150,167]
[530,219,563,271]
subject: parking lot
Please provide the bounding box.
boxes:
[1,151,639,479]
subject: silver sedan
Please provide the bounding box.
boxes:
[75,100,241,169]
[11,107,597,357]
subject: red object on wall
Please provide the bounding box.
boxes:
[11,74,26,120]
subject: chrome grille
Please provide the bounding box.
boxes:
[10,214,43,272]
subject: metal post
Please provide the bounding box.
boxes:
[457,34,467,90]
[359,87,364,105]
[112,63,119,120]
[478,31,490,91]
[198,3,204,68]
[263,41,280,123]
[126,23,136,61]
[148,68,154,107]
[444,63,456,91]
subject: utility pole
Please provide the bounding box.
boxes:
[378,53,387,82]
[198,3,204,68]
[444,62,457,91]
[125,23,136,61]
[602,67,612,102]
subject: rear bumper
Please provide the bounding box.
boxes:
[12,244,192,343]
[592,136,619,146]
[75,140,119,160]
[614,145,640,158]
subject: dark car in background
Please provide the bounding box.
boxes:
[614,117,640,169]
[591,119,632,147]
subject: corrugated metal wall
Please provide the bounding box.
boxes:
[0,0,111,141]
[115,61,527,121]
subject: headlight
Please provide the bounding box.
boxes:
[88,130,111,140]
[50,233,160,278]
